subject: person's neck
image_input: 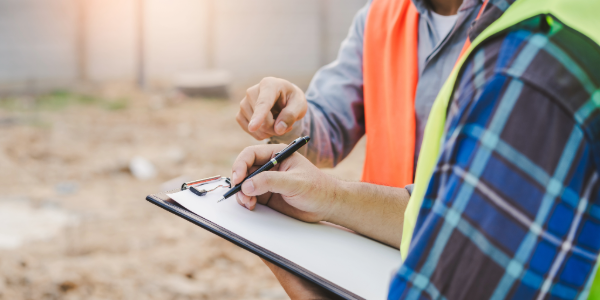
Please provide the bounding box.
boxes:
[429,0,463,16]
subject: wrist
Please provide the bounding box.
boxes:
[322,177,348,224]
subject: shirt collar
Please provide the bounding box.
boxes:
[410,0,483,15]
[468,0,517,41]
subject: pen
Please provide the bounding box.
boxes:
[218,136,310,202]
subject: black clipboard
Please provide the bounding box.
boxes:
[145,177,363,300]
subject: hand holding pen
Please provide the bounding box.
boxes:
[228,139,341,221]
[219,136,310,203]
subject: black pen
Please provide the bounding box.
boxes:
[218,136,310,202]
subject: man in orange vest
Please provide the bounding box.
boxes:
[230,0,600,297]
[236,0,486,192]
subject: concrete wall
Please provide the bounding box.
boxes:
[0,0,366,93]
[0,0,78,92]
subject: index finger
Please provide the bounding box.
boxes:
[249,84,279,132]
[231,144,287,185]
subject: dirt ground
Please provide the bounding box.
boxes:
[0,87,365,300]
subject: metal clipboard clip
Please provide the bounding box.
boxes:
[181,175,232,197]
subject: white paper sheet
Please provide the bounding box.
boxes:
[168,180,403,300]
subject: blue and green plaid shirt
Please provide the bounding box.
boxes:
[388,13,600,300]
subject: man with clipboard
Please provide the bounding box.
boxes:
[231,0,600,298]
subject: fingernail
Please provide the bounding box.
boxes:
[232,171,238,184]
[245,202,252,210]
[276,121,288,133]
[243,179,255,194]
[248,119,257,128]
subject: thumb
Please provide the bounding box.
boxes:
[274,99,305,135]
[241,171,296,197]
[249,86,278,132]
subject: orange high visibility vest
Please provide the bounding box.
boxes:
[362,0,419,187]
[362,0,487,187]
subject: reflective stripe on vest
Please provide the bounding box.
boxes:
[402,0,600,296]
[592,262,600,300]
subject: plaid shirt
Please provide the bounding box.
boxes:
[388,14,600,300]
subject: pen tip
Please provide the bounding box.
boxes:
[217,197,225,203]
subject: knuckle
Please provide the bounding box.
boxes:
[255,97,269,107]
[239,146,253,158]
[245,85,259,101]
[259,77,270,87]
[245,145,260,155]
[259,77,279,89]
[254,98,266,106]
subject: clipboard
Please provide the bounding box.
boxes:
[146,176,402,300]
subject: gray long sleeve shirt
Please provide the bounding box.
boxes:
[271,0,483,171]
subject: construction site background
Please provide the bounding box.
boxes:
[0,1,368,299]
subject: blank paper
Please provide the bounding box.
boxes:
[168,180,403,300]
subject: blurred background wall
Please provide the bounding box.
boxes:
[0,0,366,95]
[0,2,369,299]
[0,2,369,298]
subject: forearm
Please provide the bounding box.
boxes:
[325,180,409,248]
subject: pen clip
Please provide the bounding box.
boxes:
[275,139,298,156]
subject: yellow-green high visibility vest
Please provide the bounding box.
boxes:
[400,0,600,297]
[592,267,600,300]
